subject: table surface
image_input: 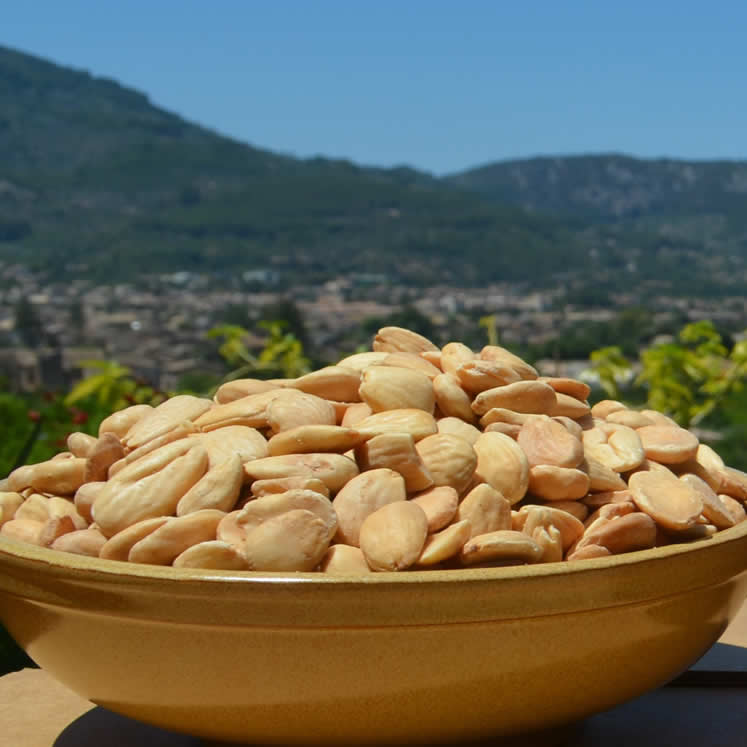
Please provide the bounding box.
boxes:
[4,604,747,747]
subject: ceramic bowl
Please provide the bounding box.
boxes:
[2,520,747,745]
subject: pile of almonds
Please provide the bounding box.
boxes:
[1,326,746,574]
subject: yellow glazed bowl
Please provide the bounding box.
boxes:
[2,520,747,745]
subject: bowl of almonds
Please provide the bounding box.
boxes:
[1,326,747,744]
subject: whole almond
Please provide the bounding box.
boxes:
[359,501,429,571]
[332,468,407,546]
[359,366,435,414]
[244,509,330,572]
[472,431,529,505]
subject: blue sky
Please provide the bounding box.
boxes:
[4,1,747,174]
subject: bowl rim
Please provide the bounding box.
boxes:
[3,515,747,586]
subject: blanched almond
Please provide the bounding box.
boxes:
[373,326,438,354]
[51,527,107,556]
[172,540,250,570]
[332,469,407,546]
[243,453,359,493]
[456,483,512,538]
[541,500,589,522]
[548,393,591,419]
[27,458,87,496]
[417,520,472,566]
[213,378,286,404]
[359,501,428,571]
[479,408,532,428]
[100,516,172,561]
[440,342,476,376]
[356,408,437,441]
[318,544,371,574]
[582,456,628,492]
[67,432,98,458]
[472,381,557,416]
[176,454,244,515]
[606,409,656,428]
[109,432,197,481]
[415,434,477,494]
[538,377,591,402]
[637,425,699,464]
[606,427,646,472]
[85,432,126,483]
[460,530,542,565]
[628,469,704,531]
[129,510,225,565]
[718,466,747,501]
[192,425,268,468]
[14,493,50,523]
[355,433,434,493]
[519,505,585,551]
[582,489,634,507]
[432,373,476,423]
[380,352,442,379]
[680,474,737,530]
[98,404,153,439]
[590,400,626,419]
[93,445,208,537]
[244,509,330,572]
[0,492,24,527]
[456,360,521,393]
[473,432,529,505]
[518,416,584,469]
[74,482,105,523]
[266,391,340,433]
[436,416,481,445]
[577,513,657,555]
[528,465,590,501]
[411,486,459,532]
[485,422,521,439]
[1,518,44,545]
[251,476,330,499]
[124,395,212,448]
[237,489,337,542]
[531,524,564,563]
[567,543,612,561]
[341,402,373,428]
[336,352,389,371]
[479,346,538,380]
[267,425,367,456]
[359,366,435,414]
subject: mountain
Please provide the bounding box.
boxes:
[0,45,586,288]
[447,154,747,221]
[0,45,745,298]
